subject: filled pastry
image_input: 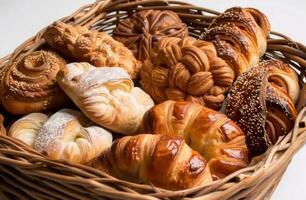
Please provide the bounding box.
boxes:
[8,109,113,163]
[57,62,154,135]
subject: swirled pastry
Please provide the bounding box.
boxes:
[8,109,113,164]
[0,50,68,114]
[113,9,189,61]
[201,7,271,76]
[44,22,141,79]
[57,62,154,135]
[225,61,298,156]
[144,100,249,179]
[90,134,212,190]
[140,37,234,110]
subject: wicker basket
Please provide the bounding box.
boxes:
[0,0,305,199]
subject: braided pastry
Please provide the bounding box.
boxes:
[113,9,189,61]
[44,22,141,79]
[57,62,154,135]
[225,60,298,156]
[0,50,68,114]
[140,37,235,110]
[90,134,212,190]
[201,7,271,76]
[144,100,249,179]
[8,109,113,164]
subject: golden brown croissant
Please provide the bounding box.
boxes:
[201,7,271,76]
[225,61,298,156]
[144,100,249,179]
[44,22,141,79]
[8,109,113,164]
[57,62,154,135]
[113,9,189,61]
[140,37,235,110]
[0,50,69,114]
[90,134,212,190]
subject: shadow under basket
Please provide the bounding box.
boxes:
[0,0,306,199]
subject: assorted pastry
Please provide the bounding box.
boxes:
[0,6,302,190]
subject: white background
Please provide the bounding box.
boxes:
[0,0,305,199]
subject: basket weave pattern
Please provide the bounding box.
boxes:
[0,0,306,199]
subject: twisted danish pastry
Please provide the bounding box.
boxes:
[113,9,189,61]
[144,100,249,179]
[8,109,113,164]
[90,134,212,190]
[201,7,271,76]
[225,60,298,156]
[140,37,235,110]
[0,50,68,114]
[44,22,141,79]
[57,62,154,135]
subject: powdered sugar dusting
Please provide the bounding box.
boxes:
[64,63,132,90]
[34,109,83,151]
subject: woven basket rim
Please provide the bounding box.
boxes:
[0,1,306,199]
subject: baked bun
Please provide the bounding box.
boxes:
[140,37,235,110]
[144,100,249,179]
[0,50,68,114]
[202,7,271,76]
[44,22,141,79]
[8,109,113,163]
[90,134,212,190]
[113,9,188,61]
[225,61,298,156]
[57,62,154,135]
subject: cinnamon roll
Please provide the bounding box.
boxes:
[0,50,68,114]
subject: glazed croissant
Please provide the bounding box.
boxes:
[144,100,249,179]
[90,134,212,190]
[8,109,113,163]
[140,37,235,110]
[201,7,271,76]
[0,50,69,114]
[225,60,298,156]
[57,62,154,135]
[113,9,189,61]
[44,22,141,79]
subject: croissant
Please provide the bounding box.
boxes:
[144,100,249,179]
[57,62,154,135]
[140,37,235,110]
[90,134,212,190]
[44,22,141,79]
[201,7,271,76]
[113,9,189,61]
[0,50,69,114]
[8,109,113,163]
[225,60,298,156]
